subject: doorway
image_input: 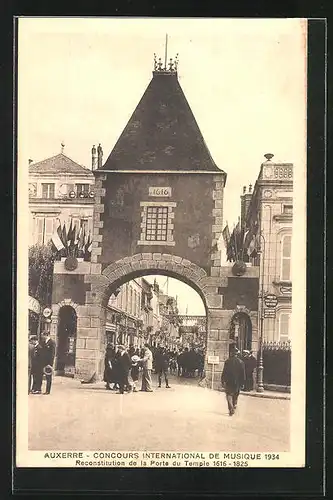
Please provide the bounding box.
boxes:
[56,305,77,376]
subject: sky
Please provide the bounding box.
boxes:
[19,18,307,316]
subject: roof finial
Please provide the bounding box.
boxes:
[61,142,65,154]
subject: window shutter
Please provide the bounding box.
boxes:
[36,218,44,244]
[279,313,290,341]
[44,218,54,243]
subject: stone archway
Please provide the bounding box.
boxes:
[78,253,231,383]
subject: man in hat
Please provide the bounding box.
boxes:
[115,345,131,394]
[140,343,153,392]
[155,345,171,389]
[221,345,245,416]
[28,334,38,394]
[40,331,55,395]
[243,350,257,391]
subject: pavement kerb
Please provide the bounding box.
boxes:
[215,387,291,400]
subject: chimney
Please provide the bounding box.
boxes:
[97,143,103,169]
[240,185,253,229]
[91,145,97,171]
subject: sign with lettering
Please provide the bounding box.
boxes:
[264,294,278,308]
[208,355,219,364]
[149,187,172,197]
[264,308,276,319]
[28,296,41,314]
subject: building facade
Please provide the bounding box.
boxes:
[242,155,293,343]
[49,58,259,386]
[28,148,95,246]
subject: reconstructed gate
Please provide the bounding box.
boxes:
[51,58,259,387]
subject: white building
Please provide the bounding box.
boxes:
[28,146,95,246]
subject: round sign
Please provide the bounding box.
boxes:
[64,256,78,271]
[232,261,246,277]
[43,307,52,318]
[264,293,278,308]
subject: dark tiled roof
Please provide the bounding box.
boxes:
[29,153,93,177]
[101,72,223,172]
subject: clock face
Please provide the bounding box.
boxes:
[28,183,37,197]
[263,189,272,198]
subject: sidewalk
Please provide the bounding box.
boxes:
[197,379,291,400]
[52,376,291,400]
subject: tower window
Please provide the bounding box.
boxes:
[138,201,176,247]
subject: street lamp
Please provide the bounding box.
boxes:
[256,232,266,393]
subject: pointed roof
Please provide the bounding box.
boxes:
[102,71,223,172]
[29,153,93,177]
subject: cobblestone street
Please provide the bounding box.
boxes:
[29,375,290,452]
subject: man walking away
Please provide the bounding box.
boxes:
[28,334,38,394]
[155,346,171,388]
[140,343,153,392]
[40,331,56,395]
[221,346,245,416]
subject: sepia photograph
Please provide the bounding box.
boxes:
[16,17,307,468]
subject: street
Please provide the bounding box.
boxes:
[29,375,290,452]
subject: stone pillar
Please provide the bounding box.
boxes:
[205,309,233,389]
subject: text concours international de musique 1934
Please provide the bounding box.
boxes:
[41,451,281,468]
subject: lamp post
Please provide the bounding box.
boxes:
[256,232,266,393]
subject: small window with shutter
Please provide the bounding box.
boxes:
[36,218,44,244]
[42,183,55,199]
[44,218,54,243]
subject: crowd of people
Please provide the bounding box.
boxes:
[28,331,56,395]
[102,343,206,394]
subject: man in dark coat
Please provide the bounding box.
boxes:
[28,334,38,394]
[40,331,56,395]
[221,346,245,416]
[115,345,131,394]
[103,344,116,390]
[242,350,257,391]
[31,338,44,394]
[155,346,171,388]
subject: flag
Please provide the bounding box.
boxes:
[75,225,82,246]
[67,219,73,247]
[85,232,92,253]
[247,235,258,258]
[61,222,68,255]
[84,231,92,258]
[216,233,224,252]
[222,224,231,249]
[51,219,65,252]
[226,228,237,262]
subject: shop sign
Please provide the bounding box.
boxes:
[264,294,278,308]
[264,308,276,319]
[28,296,41,314]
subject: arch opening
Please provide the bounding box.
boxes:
[56,305,77,377]
[101,271,208,380]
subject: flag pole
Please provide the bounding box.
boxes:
[164,33,168,70]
